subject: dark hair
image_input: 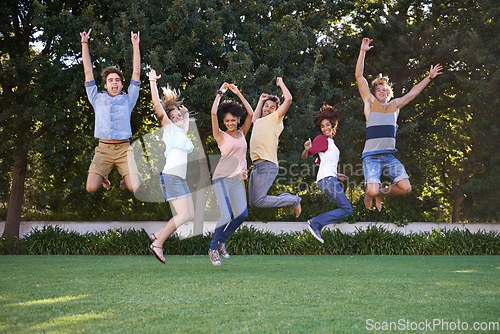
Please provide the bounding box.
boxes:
[314,105,339,132]
[101,66,124,83]
[220,100,245,118]
[264,94,280,107]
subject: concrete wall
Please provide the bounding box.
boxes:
[1,221,498,239]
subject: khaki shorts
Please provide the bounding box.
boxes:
[88,141,139,178]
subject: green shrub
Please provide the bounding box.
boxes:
[1,225,498,255]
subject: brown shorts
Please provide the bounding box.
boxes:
[88,141,139,178]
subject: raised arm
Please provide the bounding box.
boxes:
[394,64,443,109]
[228,84,254,136]
[211,83,228,145]
[276,77,292,118]
[148,69,167,126]
[130,31,141,82]
[355,38,376,120]
[355,38,374,101]
[80,29,94,82]
[252,93,267,123]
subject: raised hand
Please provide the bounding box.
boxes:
[80,29,92,43]
[360,37,373,52]
[131,31,140,45]
[219,82,229,94]
[179,105,189,115]
[429,64,443,79]
[228,84,241,95]
[148,69,161,81]
[276,77,284,87]
[259,93,269,101]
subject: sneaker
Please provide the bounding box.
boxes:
[208,249,221,266]
[308,220,324,243]
[218,242,230,259]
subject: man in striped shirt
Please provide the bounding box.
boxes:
[355,38,442,211]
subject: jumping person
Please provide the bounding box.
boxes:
[355,37,443,211]
[248,78,302,217]
[80,29,141,193]
[147,69,195,264]
[302,105,353,243]
[208,83,253,266]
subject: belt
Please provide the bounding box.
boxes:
[99,140,130,145]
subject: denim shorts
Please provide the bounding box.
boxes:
[362,153,409,185]
[160,173,191,202]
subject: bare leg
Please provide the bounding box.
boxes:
[364,183,380,210]
[121,173,140,193]
[366,179,411,211]
[86,173,110,193]
[151,196,195,261]
[294,203,302,218]
[379,179,412,197]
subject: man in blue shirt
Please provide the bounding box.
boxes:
[80,29,141,193]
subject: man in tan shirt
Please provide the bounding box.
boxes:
[248,77,301,217]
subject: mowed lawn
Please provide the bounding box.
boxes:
[0,255,498,333]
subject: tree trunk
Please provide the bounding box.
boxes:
[3,151,28,238]
[451,193,464,223]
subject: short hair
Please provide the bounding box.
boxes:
[314,105,339,132]
[101,66,124,84]
[264,94,280,107]
[371,74,394,100]
[160,85,184,122]
[220,100,245,118]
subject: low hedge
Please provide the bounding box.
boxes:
[1,225,498,255]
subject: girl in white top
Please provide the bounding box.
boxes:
[301,105,353,243]
[147,69,195,264]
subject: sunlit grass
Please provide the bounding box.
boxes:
[0,255,498,333]
[7,295,90,307]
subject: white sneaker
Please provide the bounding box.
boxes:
[218,242,230,259]
[208,249,221,266]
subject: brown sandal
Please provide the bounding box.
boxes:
[149,244,165,264]
[150,233,157,242]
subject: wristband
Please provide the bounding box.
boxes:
[428,75,433,80]
[216,90,223,96]
[81,41,88,44]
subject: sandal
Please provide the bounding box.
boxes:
[149,244,165,264]
[150,233,157,242]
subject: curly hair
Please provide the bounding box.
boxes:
[160,85,184,121]
[314,105,339,132]
[101,66,124,84]
[371,74,394,100]
[220,100,245,118]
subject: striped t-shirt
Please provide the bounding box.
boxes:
[362,99,399,159]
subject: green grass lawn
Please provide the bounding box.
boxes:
[0,255,498,333]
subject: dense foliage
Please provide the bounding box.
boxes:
[0,225,498,255]
[1,0,499,236]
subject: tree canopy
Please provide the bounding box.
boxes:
[1,0,498,236]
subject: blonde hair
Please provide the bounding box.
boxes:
[371,74,394,101]
[160,85,184,121]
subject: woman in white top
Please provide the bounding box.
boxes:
[147,69,195,264]
[301,105,353,243]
